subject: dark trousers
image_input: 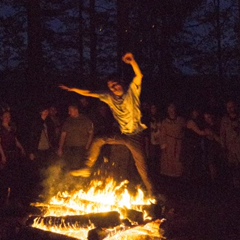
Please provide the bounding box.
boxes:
[85,132,157,195]
[0,150,23,203]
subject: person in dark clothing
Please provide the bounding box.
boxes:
[0,110,26,204]
[220,100,240,189]
[147,104,162,178]
[182,108,206,181]
[203,111,226,188]
[28,106,56,198]
[48,105,62,150]
[92,102,115,137]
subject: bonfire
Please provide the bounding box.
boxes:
[26,175,166,239]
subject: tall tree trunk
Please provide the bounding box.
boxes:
[117,0,130,77]
[26,0,44,103]
[78,0,84,85]
[89,0,97,86]
[215,0,223,86]
[159,15,173,78]
[238,0,240,78]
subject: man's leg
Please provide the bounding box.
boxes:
[70,137,106,176]
[71,135,125,177]
[125,133,170,220]
[124,133,157,197]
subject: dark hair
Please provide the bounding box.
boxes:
[106,73,126,86]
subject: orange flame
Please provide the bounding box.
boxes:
[31,177,164,239]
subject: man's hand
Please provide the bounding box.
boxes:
[122,53,134,64]
[59,85,71,91]
[57,148,63,157]
[20,148,26,156]
[29,153,35,161]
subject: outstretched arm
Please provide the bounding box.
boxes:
[59,85,100,98]
[122,53,143,85]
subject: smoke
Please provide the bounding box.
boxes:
[40,158,88,202]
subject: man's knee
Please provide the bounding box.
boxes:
[92,137,106,148]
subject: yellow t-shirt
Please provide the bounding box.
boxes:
[99,81,147,134]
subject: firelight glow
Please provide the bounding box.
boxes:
[30,177,164,239]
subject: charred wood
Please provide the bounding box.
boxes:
[119,207,144,224]
[17,226,78,240]
[26,211,121,228]
[88,227,108,240]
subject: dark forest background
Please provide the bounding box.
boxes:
[1,0,240,121]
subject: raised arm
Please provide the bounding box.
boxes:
[122,53,143,85]
[59,85,100,98]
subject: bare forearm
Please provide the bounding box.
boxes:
[16,138,24,150]
[58,133,66,150]
[0,145,5,159]
[71,88,92,96]
[122,53,143,85]
[59,85,100,98]
[130,60,143,78]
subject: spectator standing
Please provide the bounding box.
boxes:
[28,106,56,198]
[182,107,206,182]
[220,100,240,189]
[78,96,95,119]
[203,110,225,187]
[0,110,26,204]
[148,104,162,178]
[57,104,94,171]
[48,105,62,149]
[160,103,185,178]
[92,102,115,137]
[158,103,186,208]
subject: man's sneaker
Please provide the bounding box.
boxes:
[70,167,91,177]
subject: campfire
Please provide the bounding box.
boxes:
[25,176,166,239]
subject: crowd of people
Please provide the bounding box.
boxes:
[0,53,239,211]
[142,100,240,199]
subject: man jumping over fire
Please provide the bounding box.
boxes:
[59,53,162,202]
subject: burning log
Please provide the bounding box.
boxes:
[27,211,121,229]
[119,207,144,224]
[132,203,163,218]
[17,226,79,240]
[26,176,166,239]
[88,227,109,240]
[30,203,80,215]
[87,219,165,240]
